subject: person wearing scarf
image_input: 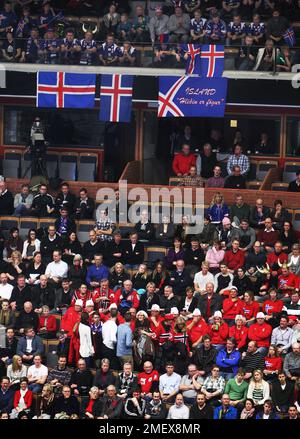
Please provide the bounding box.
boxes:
[10,377,32,419]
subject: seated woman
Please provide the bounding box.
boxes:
[3,227,23,262]
[132,263,150,292]
[175,215,195,246]
[21,229,41,264]
[262,288,284,328]
[263,344,283,382]
[196,215,218,251]
[6,355,28,390]
[150,261,170,295]
[270,200,291,231]
[165,237,186,270]
[205,240,225,275]
[38,305,57,339]
[155,215,175,245]
[25,251,46,286]
[209,311,229,351]
[207,192,229,226]
[288,243,300,276]
[81,386,100,419]
[6,250,26,285]
[10,377,33,419]
[178,286,198,314]
[93,358,116,397]
[279,221,298,254]
[63,232,83,265]
[68,254,87,290]
[33,384,55,419]
[247,370,270,409]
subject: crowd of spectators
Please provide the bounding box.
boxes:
[0,1,299,70]
[0,172,300,420]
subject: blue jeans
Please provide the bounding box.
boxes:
[29,383,43,393]
[13,204,31,217]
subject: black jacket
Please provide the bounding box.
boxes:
[32,284,56,309]
[55,191,77,215]
[0,336,18,359]
[9,285,32,311]
[15,310,39,331]
[74,197,95,219]
[138,292,160,312]
[169,269,192,296]
[54,217,77,237]
[31,193,54,217]
[53,395,80,417]
[70,369,94,396]
[224,175,246,189]
[178,296,198,313]
[159,295,180,314]
[105,240,125,266]
[190,403,214,419]
[122,241,144,265]
[40,235,63,259]
[134,221,155,241]
[193,345,218,375]
[184,247,205,267]
[198,294,222,321]
[68,266,87,290]
[0,190,14,215]
[109,271,131,289]
[93,370,116,390]
[82,240,105,262]
[92,396,123,419]
[271,380,295,408]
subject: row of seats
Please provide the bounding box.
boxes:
[2,150,98,182]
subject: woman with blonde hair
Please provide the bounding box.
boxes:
[132,263,150,292]
[109,262,130,291]
[6,355,27,390]
[207,192,229,225]
[33,383,55,419]
[247,369,270,408]
[6,250,25,283]
[150,261,170,294]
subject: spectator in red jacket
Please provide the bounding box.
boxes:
[61,299,82,336]
[263,344,283,382]
[257,218,280,252]
[222,287,244,326]
[187,308,209,349]
[209,311,229,350]
[172,143,196,177]
[278,266,299,299]
[138,361,159,399]
[10,377,33,419]
[248,312,272,355]
[229,315,248,351]
[223,239,245,273]
[242,291,260,326]
[266,241,288,276]
[262,288,284,328]
[38,305,57,339]
[113,280,140,315]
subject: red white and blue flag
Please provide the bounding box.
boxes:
[99,74,133,123]
[283,27,296,47]
[182,43,201,75]
[37,72,96,108]
[200,45,225,78]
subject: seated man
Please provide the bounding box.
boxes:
[54,207,76,238]
[223,239,245,273]
[206,165,225,188]
[227,145,249,176]
[231,219,256,252]
[0,273,14,302]
[0,299,15,328]
[45,250,68,287]
[31,184,55,217]
[32,274,55,313]
[0,179,14,215]
[283,342,300,381]
[172,143,196,177]
[15,301,39,334]
[40,225,63,264]
[74,187,95,219]
[229,194,251,225]
[224,165,246,189]
[16,327,44,364]
[55,182,76,217]
[86,254,109,289]
[180,165,204,187]
[257,218,279,252]
[288,169,300,192]
[169,259,192,296]
[249,198,270,229]
[134,209,155,242]
[13,184,33,217]
[83,230,105,264]
[53,385,80,416]
[94,208,115,243]
[47,356,72,395]
[70,358,93,397]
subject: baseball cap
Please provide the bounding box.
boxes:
[75,299,83,307]
[213,311,222,318]
[192,308,201,316]
[256,312,265,319]
[151,304,161,312]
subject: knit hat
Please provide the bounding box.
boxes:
[213,311,222,318]
[256,312,266,319]
[222,217,231,225]
[151,304,161,312]
[192,308,201,316]
[75,299,83,307]
[136,310,148,318]
[86,300,94,307]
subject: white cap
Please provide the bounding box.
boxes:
[171,307,179,315]
[75,299,83,307]
[86,300,94,307]
[235,314,245,322]
[109,303,118,310]
[256,312,265,319]
[230,286,238,291]
[136,310,148,318]
[192,308,201,316]
[151,304,160,312]
[213,311,222,318]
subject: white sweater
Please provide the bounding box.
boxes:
[79,323,94,358]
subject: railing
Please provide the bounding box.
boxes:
[119,160,141,184]
[0,38,297,74]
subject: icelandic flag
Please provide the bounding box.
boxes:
[100,74,133,123]
[158,76,227,118]
[200,45,225,78]
[283,27,296,47]
[182,43,201,75]
[37,72,96,108]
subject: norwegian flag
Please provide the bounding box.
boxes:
[283,27,296,47]
[99,74,133,123]
[200,44,225,78]
[37,72,96,108]
[182,43,201,75]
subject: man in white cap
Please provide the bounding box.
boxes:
[248,312,272,356]
[148,303,164,333]
[85,299,95,318]
[187,309,209,350]
[61,299,82,337]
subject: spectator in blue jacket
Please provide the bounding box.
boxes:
[255,400,280,419]
[16,327,44,365]
[86,254,109,289]
[116,312,133,366]
[214,394,238,419]
[0,377,14,414]
[207,192,229,225]
[216,338,241,380]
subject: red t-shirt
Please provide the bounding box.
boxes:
[264,356,283,372]
[138,370,159,393]
[262,300,284,316]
